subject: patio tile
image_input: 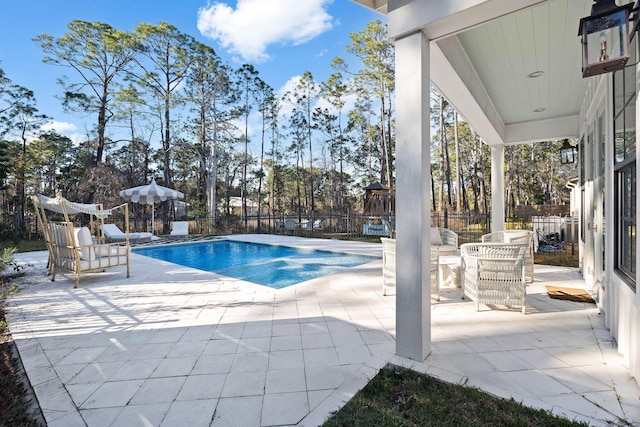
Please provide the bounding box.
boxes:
[191,354,234,375]
[220,371,266,397]
[236,337,271,353]
[506,370,574,397]
[56,347,109,365]
[109,358,163,381]
[213,323,245,340]
[230,351,269,372]
[335,345,373,365]
[79,408,123,427]
[265,368,307,393]
[47,411,87,427]
[480,350,536,372]
[305,366,345,390]
[161,399,217,426]
[212,396,263,427]
[242,322,272,338]
[130,376,187,404]
[176,373,226,400]
[544,367,613,393]
[270,334,303,351]
[510,348,570,370]
[202,338,239,355]
[308,389,333,410]
[303,348,340,367]
[110,402,171,427]
[130,342,175,360]
[150,356,198,378]
[300,321,329,335]
[66,383,101,407]
[148,328,187,344]
[81,379,144,409]
[67,361,124,384]
[166,340,208,358]
[302,332,333,349]
[269,349,305,370]
[9,240,640,427]
[261,391,309,426]
[272,322,301,336]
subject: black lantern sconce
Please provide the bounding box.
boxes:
[578,0,635,78]
[560,139,578,164]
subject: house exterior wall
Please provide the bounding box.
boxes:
[578,58,640,384]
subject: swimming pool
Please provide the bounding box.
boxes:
[134,240,377,289]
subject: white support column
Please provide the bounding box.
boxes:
[491,144,505,232]
[394,30,431,361]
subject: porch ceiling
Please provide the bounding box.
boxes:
[351,0,631,145]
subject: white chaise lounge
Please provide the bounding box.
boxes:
[170,221,189,239]
[101,223,152,243]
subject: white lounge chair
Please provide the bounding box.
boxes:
[363,219,391,236]
[170,221,189,239]
[284,219,297,231]
[482,230,534,283]
[381,237,439,299]
[431,227,459,255]
[101,223,152,243]
[461,242,528,314]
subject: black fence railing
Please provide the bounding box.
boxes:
[25,208,579,255]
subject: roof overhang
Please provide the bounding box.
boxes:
[350,0,606,146]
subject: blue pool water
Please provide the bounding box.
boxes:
[134,240,377,289]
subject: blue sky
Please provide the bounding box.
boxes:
[0,0,382,143]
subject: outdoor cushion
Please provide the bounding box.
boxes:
[431,227,443,245]
[74,227,95,261]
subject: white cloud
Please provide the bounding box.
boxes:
[41,120,77,133]
[197,0,334,63]
[39,121,84,145]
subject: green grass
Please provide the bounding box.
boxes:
[323,365,588,427]
[0,239,46,253]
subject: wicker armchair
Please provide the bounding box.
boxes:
[482,230,534,283]
[381,238,439,299]
[460,242,528,314]
[431,227,458,255]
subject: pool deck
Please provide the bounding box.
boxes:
[6,234,640,426]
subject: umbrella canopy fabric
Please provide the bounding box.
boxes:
[119,179,184,234]
[119,178,184,205]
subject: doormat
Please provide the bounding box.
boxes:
[545,286,595,304]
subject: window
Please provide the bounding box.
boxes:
[612,35,637,289]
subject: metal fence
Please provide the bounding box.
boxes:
[25,207,579,254]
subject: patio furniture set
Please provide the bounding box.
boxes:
[381,229,535,314]
[32,194,189,288]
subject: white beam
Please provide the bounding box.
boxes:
[395,30,431,361]
[387,0,546,41]
[431,37,505,146]
[504,115,580,144]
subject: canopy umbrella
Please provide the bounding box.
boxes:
[119,178,184,235]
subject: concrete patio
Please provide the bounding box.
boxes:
[6,235,640,426]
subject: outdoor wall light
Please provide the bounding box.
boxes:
[578,0,635,78]
[560,139,578,164]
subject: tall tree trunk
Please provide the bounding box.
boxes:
[438,95,446,213]
[454,112,461,213]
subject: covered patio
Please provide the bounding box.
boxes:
[6,235,640,426]
[352,0,640,390]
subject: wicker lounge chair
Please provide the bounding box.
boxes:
[381,237,439,299]
[481,230,534,283]
[461,242,528,314]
